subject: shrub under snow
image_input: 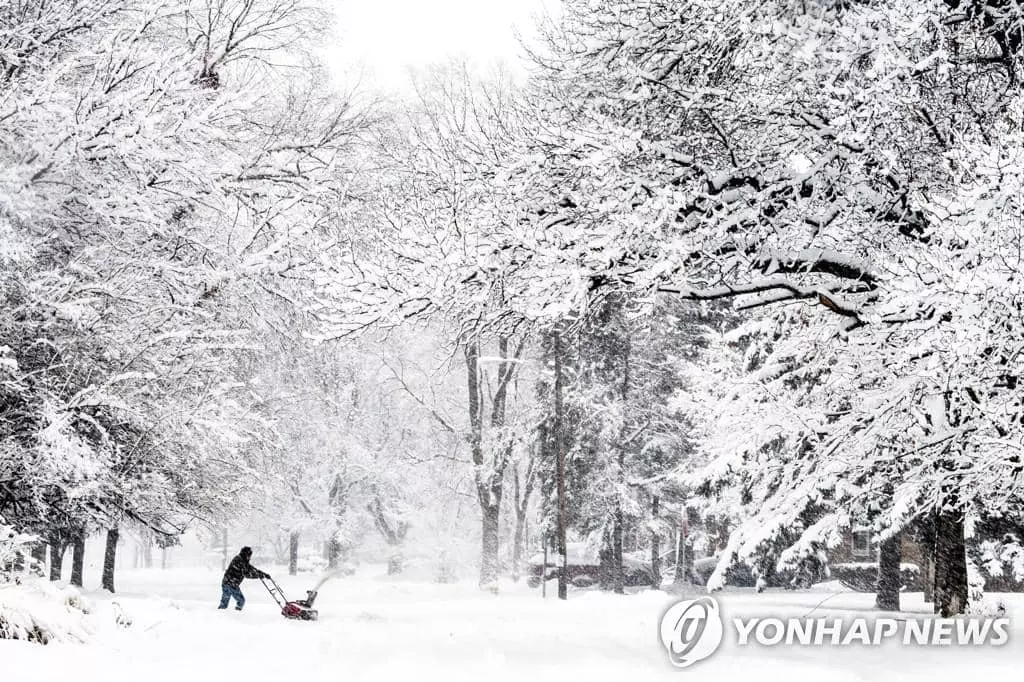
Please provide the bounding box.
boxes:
[0,517,130,644]
[0,580,93,644]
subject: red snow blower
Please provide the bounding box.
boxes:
[260,575,319,621]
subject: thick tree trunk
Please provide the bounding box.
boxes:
[70,532,85,588]
[48,535,66,582]
[933,509,968,616]
[553,329,568,601]
[919,516,936,603]
[610,325,630,595]
[479,502,500,591]
[612,510,625,594]
[650,495,661,589]
[875,532,901,611]
[289,531,299,576]
[102,528,119,593]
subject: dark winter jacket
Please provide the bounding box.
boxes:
[221,548,267,588]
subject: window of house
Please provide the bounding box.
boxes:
[852,530,873,559]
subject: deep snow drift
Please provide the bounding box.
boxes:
[2,566,1021,681]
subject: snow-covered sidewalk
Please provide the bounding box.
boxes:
[3,568,1021,681]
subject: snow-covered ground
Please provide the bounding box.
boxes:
[3,566,1021,681]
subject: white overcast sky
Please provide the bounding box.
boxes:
[324,0,558,91]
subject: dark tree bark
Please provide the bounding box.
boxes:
[650,495,662,589]
[553,329,568,600]
[610,334,631,595]
[922,551,935,603]
[102,527,119,593]
[933,509,968,616]
[70,531,85,587]
[289,531,299,576]
[611,509,625,594]
[875,532,902,611]
[48,534,66,582]
[919,515,936,603]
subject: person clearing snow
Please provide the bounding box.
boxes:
[218,547,269,611]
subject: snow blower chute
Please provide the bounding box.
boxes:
[260,575,319,621]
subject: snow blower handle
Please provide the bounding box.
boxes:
[259,575,288,609]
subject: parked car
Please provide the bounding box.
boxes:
[526,542,672,589]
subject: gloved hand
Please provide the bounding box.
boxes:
[259,570,270,579]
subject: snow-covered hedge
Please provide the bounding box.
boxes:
[0,580,93,644]
[0,517,131,644]
[830,562,920,593]
[0,579,134,644]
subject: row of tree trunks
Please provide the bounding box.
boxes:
[873,507,967,616]
[43,528,120,592]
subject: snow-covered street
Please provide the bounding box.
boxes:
[4,568,1021,682]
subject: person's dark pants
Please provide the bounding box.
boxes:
[219,584,245,610]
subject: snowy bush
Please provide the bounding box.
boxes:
[830,563,920,593]
[976,537,1024,591]
[966,556,1007,617]
[695,556,756,588]
[0,581,92,644]
[0,517,40,582]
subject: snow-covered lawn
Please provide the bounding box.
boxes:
[3,567,1021,681]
